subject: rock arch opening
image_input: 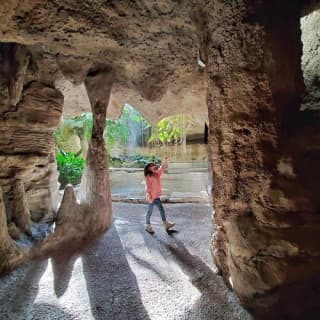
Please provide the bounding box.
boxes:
[1,1,320,319]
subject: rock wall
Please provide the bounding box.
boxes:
[0,2,210,277]
[1,1,320,318]
[55,79,124,119]
[301,9,320,110]
[0,44,64,222]
[0,1,208,124]
[0,63,114,275]
[207,1,320,318]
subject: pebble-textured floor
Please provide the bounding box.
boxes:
[0,203,252,320]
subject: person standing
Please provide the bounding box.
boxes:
[144,156,175,234]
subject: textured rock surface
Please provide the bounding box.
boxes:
[36,67,114,260]
[79,67,113,226]
[55,79,124,119]
[1,0,320,318]
[11,179,31,233]
[207,1,320,318]
[55,184,78,226]
[0,1,208,123]
[301,9,320,110]
[0,78,63,220]
[0,186,27,274]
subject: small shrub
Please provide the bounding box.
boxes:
[109,154,161,168]
[56,151,85,187]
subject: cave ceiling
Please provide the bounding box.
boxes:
[0,1,210,122]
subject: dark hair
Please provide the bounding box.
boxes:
[144,162,155,177]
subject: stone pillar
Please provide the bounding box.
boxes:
[0,185,26,274]
[79,65,114,231]
[11,179,31,234]
[207,1,320,318]
[0,42,63,220]
[55,184,78,226]
[0,186,10,247]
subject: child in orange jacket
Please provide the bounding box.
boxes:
[144,156,175,233]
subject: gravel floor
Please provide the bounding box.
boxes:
[0,203,252,320]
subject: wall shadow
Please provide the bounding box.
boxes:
[155,235,253,320]
[0,259,79,320]
[51,249,80,297]
[127,250,168,282]
[81,224,151,320]
[30,303,75,319]
[1,224,150,320]
[0,260,47,319]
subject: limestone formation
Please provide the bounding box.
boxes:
[55,79,122,120]
[0,78,63,219]
[0,0,320,318]
[0,187,11,247]
[37,66,114,255]
[0,186,26,274]
[207,1,320,318]
[11,179,31,234]
[79,65,114,230]
[301,9,320,110]
[55,184,78,226]
[0,1,208,123]
[1,43,29,107]
[7,222,21,240]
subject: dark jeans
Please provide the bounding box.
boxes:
[146,198,166,224]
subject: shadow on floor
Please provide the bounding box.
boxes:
[81,224,151,320]
[0,260,74,319]
[155,235,253,320]
[0,252,86,320]
[127,250,169,282]
[0,225,151,320]
[51,250,80,297]
[31,303,76,319]
[0,260,48,320]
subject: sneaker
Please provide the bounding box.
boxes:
[145,224,154,234]
[163,221,175,230]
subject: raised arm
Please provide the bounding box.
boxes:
[157,156,168,176]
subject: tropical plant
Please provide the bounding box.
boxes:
[148,115,185,146]
[71,113,93,141]
[104,118,130,151]
[54,113,93,157]
[109,154,161,168]
[104,104,151,150]
[55,151,85,187]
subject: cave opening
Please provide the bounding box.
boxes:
[2,1,320,319]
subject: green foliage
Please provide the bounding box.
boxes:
[104,104,151,150]
[54,113,93,154]
[104,118,129,151]
[71,113,93,140]
[55,151,85,187]
[148,115,184,145]
[54,106,153,156]
[109,154,161,168]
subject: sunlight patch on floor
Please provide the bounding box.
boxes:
[35,258,93,318]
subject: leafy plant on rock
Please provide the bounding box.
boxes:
[55,151,85,187]
[148,115,185,146]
